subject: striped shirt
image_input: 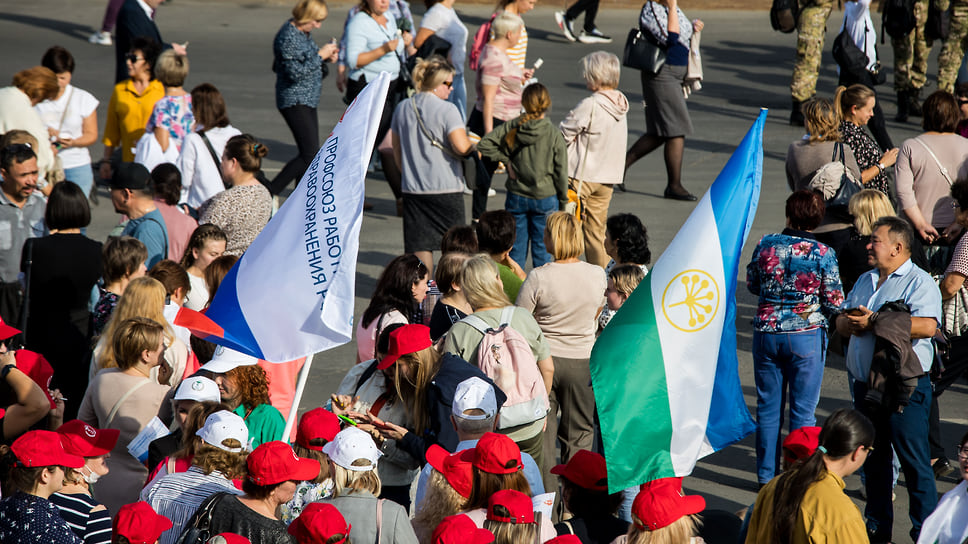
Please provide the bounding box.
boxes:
[506,25,527,69]
[49,493,112,544]
[144,466,242,544]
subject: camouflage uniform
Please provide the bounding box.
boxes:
[791,0,836,101]
[938,0,968,93]
[892,0,930,92]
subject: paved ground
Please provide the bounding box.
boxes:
[2,1,966,539]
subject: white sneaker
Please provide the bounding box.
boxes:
[578,28,613,44]
[463,186,473,195]
[487,188,497,197]
[555,11,577,42]
[88,31,112,45]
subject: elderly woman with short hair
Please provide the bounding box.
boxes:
[559,51,629,268]
[745,191,845,486]
[0,66,59,179]
[516,211,606,482]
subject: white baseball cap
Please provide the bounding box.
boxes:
[196,410,250,452]
[199,346,259,374]
[322,427,383,471]
[452,377,497,421]
[173,376,221,403]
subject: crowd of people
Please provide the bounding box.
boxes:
[4,0,968,541]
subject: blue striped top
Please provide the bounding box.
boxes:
[50,492,112,544]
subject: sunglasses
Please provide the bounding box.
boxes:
[959,99,968,105]
[124,53,145,63]
[441,80,454,88]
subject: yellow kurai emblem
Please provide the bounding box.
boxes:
[661,270,720,333]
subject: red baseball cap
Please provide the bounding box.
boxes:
[783,426,822,465]
[546,537,583,544]
[433,514,494,544]
[0,316,19,341]
[114,501,173,544]
[459,432,523,475]
[632,478,705,531]
[207,534,251,544]
[247,441,321,486]
[426,444,474,498]
[15,349,56,409]
[550,450,608,491]
[11,430,84,468]
[487,489,535,524]
[57,419,120,457]
[377,324,432,370]
[287,502,351,544]
[296,408,341,451]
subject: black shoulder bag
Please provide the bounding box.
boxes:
[174,491,230,544]
[623,3,667,74]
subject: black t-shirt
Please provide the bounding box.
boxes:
[428,302,467,341]
[147,432,182,474]
[555,515,629,544]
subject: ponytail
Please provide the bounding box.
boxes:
[835,84,876,124]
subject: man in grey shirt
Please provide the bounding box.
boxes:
[0,144,46,328]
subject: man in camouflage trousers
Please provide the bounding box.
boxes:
[790,0,835,125]
[893,0,930,121]
[938,0,967,93]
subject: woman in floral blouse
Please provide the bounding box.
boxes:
[746,191,845,486]
[835,84,898,197]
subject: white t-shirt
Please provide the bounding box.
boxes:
[841,0,877,70]
[34,85,99,169]
[420,4,468,75]
[178,125,242,208]
[183,272,209,311]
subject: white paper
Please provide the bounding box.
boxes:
[532,492,555,521]
[128,416,169,464]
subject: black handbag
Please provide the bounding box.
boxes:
[174,492,228,544]
[825,143,863,221]
[623,28,666,73]
[832,26,885,86]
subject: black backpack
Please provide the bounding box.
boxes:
[770,0,799,33]
[883,0,917,39]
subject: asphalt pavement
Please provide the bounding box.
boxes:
[1,1,966,539]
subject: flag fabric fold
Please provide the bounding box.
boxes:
[590,109,766,492]
[184,72,391,362]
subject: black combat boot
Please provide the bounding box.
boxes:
[908,88,923,117]
[790,99,805,126]
[896,91,909,122]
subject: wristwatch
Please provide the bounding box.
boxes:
[1,364,15,380]
[876,163,885,174]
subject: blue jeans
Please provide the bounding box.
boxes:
[854,376,937,543]
[448,73,467,123]
[506,192,556,268]
[64,164,94,199]
[752,328,826,484]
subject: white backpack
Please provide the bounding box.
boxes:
[460,306,550,429]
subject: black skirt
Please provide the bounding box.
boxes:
[402,192,466,253]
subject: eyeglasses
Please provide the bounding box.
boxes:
[441,80,454,88]
[956,445,968,458]
[865,445,875,454]
[124,53,145,63]
[959,99,968,106]
[3,143,32,153]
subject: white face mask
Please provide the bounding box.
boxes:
[81,466,101,485]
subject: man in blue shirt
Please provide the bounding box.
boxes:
[110,163,168,268]
[835,216,940,543]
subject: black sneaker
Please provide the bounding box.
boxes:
[578,28,613,44]
[555,11,577,42]
[933,457,955,479]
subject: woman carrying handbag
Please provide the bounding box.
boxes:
[624,0,703,202]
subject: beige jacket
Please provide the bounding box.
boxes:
[559,89,629,185]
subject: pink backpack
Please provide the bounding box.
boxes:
[460,306,549,429]
[469,12,498,71]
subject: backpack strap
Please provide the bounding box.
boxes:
[461,314,492,334]
[375,498,384,544]
[500,305,516,327]
[355,360,380,395]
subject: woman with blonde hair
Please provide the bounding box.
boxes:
[442,255,553,466]
[90,276,188,387]
[412,446,472,543]
[79,317,172,514]
[620,478,705,544]
[836,189,896,293]
[478,83,569,268]
[323,427,417,544]
[835,84,898,196]
[483,489,539,544]
[145,49,193,157]
[785,97,861,192]
[391,56,474,272]
[517,212,605,487]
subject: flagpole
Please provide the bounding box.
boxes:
[283,355,314,440]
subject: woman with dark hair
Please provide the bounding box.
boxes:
[204,254,240,309]
[199,134,272,256]
[191,441,320,543]
[150,163,198,263]
[745,191,845,487]
[35,46,99,198]
[355,254,429,362]
[99,37,164,180]
[269,0,340,196]
[178,83,242,208]
[0,66,58,181]
[603,213,651,273]
[0,430,85,543]
[746,408,873,542]
[180,224,228,311]
[92,236,148,337]
[21,181,102,419]
[895,91,968,251]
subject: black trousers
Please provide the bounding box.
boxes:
[346,75,401,156]
[565,0,601,31]
[269,105,319,196]
[467,108,505,219]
